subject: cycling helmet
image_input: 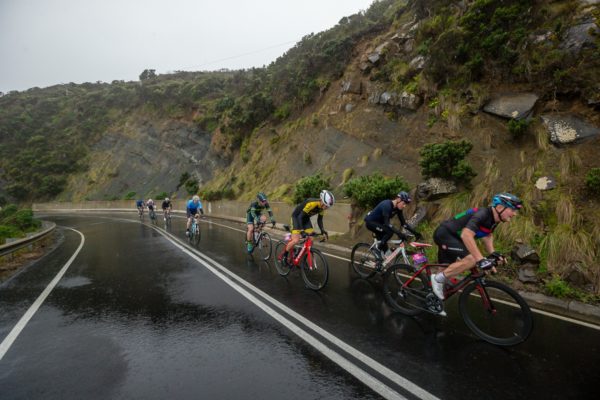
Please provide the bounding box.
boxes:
[257,192,268,202]
[192,195,200,202]
[165,197,170,202]
[320,190,335,207]
[397,191,411,203]
[148,198,153,203]
[492,193,523,210]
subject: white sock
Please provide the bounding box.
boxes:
[434,272,446,283]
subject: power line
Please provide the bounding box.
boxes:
[184,38,300,70]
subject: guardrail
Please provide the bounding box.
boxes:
[0,221,56,258]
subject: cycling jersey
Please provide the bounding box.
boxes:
[146,200,155,211]
[186,199,203,217]
[291,199,325,234]
[136,200,144,208]
[364,199,418,251]
[440,207,497,239]
[246,201,273,224]
[162,200,172,210]
[434,207,497,263]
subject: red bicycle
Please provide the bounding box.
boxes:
[383,241,533,346]
[274,227,329,290]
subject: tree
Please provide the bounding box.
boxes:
[139,69,157,81]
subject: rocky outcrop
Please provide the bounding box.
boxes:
[560,16,600,54]
[483,93,539,120]
[341,76,362,95]
[541,114,600,145]
[535,176,557,191]
[416,178,457,200]
[368,89,422,111]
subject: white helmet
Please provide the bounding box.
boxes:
[320,190,335,207]
[148,198,153,203]
[192,195,200,202]
[165,197,170,201]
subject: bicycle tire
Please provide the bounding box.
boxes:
[256,232,272,261]
[274,241,292,276]
[300,249,329,291]
[350,243,378,279]
[194,224,201,244]
[458,280,533,346]
[382,263,427,316]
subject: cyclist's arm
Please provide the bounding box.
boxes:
[481,235,495,255]
[461,228,484,261]
[317,214,325,234]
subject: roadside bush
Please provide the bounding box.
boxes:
[0,225,21,244]
[343,173,409,209]
[124,191,137,200]
[585,168,600,195]
[292,174,331,204]
[419,140,476,185]
[508,118,530,139]
[184,179,199,195]
[545,275,574,298]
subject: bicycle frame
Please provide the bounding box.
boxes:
[402,246,494,304]
[289,236,314,268]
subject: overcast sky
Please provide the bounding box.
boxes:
[0,0,375,93]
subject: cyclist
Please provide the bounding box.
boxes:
[364,191,422,261]
[147,198,155,215]
[246,192,276,253]
[136,199,145,216]
[430,192,523,301]
[162,197,172,221]
[280,190,334,263]
[185,195,204,236]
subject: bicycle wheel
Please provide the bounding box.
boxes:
[300,249,329,290]
[256,232,272,261]
[274,241,292,276]
[382,263,427,316]
[194,224,201,244]
[458,280,533,346]
[350,243,378,279]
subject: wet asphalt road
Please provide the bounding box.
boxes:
[0,213,599,400]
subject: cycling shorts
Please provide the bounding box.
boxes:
[290,217,314,235]
[433,225,468,263]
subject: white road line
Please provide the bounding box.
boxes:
[154,226,439,400]
[0,227,85,361]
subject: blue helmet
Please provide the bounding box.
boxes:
[397,191,411,203]
[257,192,268,202]
[492,193,523,210]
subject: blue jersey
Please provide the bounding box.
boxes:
[136,200,144,207]
[186,199,202,213]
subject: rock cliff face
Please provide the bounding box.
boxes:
[62,118,224,201]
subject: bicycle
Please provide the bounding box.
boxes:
[350,235,414,278]
[382,242,533,346]
[149,208,157,224]
[274,226,329,291]
[163,209,172,227]
[248,221,273,261]
[188,214,201,245]
[138,207,144,220]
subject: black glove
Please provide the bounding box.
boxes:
[488,251,503,260]
[393,229,408,241]
[414,231,423,241]
[271,222,276,228]
[476,258,495,270]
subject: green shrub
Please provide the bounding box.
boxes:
[343,173,409,209]
[124,191,137,200]
[0,225,21,244]
[419,140,476,185]
[508,118,530,139]
[292,174,331,204]
[585,168,600,195]
[184,179,199,195]
[545,275,574,298]
[154,191,169,200]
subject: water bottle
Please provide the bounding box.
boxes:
[412,252,428,269]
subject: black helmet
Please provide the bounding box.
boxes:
[257,192,268,202]
[397,191,411,203]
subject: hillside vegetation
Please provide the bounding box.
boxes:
[1,0,599,298]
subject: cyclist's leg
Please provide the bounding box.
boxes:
[246,213,254,242]
[365,221,391,255]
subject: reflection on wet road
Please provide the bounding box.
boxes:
[1,213,599,400]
